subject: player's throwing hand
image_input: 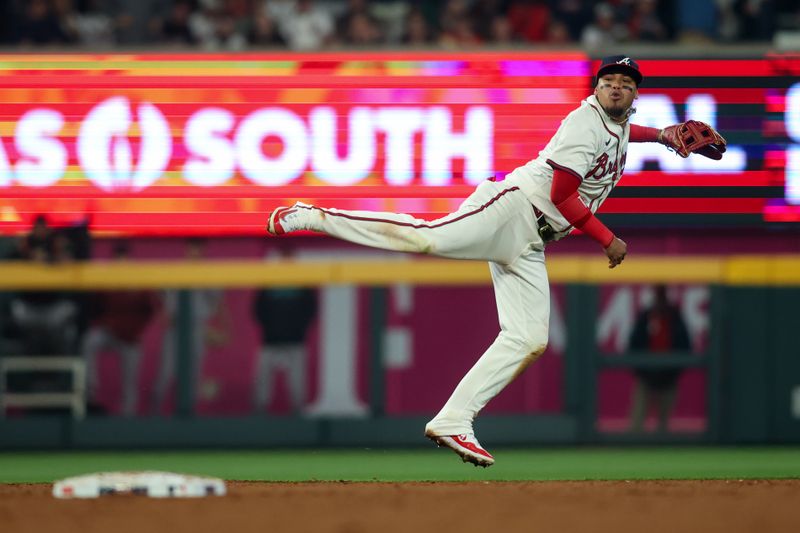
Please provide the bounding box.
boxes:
[605,237,627,269]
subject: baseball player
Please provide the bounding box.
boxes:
[265,56,726,467]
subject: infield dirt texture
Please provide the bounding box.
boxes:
[2,448,799,533]
[3,480,800,533]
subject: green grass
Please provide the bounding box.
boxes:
[1,447,799,483]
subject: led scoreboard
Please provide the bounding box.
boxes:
[1,52,798,235]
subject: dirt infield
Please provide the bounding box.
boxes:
[2,480,799,533]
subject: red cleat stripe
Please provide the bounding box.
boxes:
[452,435,493,459]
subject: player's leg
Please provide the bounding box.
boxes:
[629,377,648,433]
[656,384,678,433]
[285,343,307,413]
[267,180,536,264]
[150,328,175,413]
[425,247,550,466]
[190,323,205,408]
[81,327,110,403]
[118,341,142,417]
[252,344,272,412]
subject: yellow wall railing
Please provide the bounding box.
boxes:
[1,255,799,289]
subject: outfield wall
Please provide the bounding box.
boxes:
[1,252,798,448]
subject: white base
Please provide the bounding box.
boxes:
[52,471,226,499]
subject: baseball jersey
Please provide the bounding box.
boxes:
[508,94,630,240]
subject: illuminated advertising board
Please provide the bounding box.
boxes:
[0,52,797,235]
[621,56,798,226]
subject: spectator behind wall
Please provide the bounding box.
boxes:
[247,6,286,47]
[269,0,335,50]
[3,0,784,50]
[72,0,116,47]
[335,0,381,46]
[14,0,74,45]
[252,244,318,414]
[107,0,166,45]
[627,0,669,42]
[160,0,196,45]
[0,214,94,410]
[8,215,80,357]
[82,241,160,416]
[628,284,691,434]
[402,5,434,45]
[581,2,628,49]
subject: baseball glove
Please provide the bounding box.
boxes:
[659,120,727,160]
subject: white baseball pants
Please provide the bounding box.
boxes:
[253,343,307,413]
[300,179,551,435]
[82,327,143,417]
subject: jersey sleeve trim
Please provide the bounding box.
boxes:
[546,159,583,181]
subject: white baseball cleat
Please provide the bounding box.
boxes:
[266,202,312,235]
[425,430,495,468]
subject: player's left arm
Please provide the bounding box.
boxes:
[629,124,661,143]
[630,122,727,160]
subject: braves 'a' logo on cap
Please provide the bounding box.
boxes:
[616,57,632,66]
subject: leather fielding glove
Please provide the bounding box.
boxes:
[659,120,727,160]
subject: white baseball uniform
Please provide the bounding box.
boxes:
[285,94,629,436]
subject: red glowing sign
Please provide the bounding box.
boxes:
[0,53,796,235]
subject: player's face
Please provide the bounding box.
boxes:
[594,73,638,120]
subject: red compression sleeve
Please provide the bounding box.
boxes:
[629,124,661,143]
[550,168,615,248]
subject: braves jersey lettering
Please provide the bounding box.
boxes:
[587,146,631,182]
[607,157,617,180]
[617,152,627,179]
[586,153,609,179]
